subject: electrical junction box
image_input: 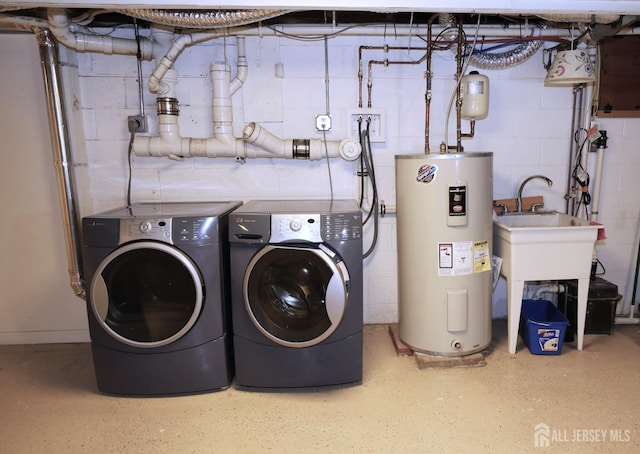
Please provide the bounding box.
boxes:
[347,108,385,142]
[315,114,332,131]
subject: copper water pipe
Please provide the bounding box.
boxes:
[455,20,464,152]
[366,58,424,108]
[358,44,427,108]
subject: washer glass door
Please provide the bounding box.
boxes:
[244,244,349,348]
[91,242,203,348]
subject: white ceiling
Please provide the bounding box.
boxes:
[2,0,640,15]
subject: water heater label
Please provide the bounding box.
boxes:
[438,241,473,276]
[473,240,491,273]
[416,164,437,184]
[448,185,467,216]
[438,240,490,276]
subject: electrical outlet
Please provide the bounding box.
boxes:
[348,108,385,142]
[127,115,148,133]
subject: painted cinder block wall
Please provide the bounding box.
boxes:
[1,26,639,343]
[75,30,640,322]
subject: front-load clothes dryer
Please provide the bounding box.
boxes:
[81,201,241,395]
[229,199,363,390]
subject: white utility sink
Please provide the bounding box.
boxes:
[493,211,601,354]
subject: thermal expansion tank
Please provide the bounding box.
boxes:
[395,152,493,356]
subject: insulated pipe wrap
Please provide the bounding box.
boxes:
[467,40,544,70]
[115,9,290,28]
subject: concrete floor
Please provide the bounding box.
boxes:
[1,320,639,454]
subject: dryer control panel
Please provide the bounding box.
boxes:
[120,218,172,243]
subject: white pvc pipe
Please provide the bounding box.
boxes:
[242,123,344,159]
[211,62,236,138]
[148,31,220,94]
[590,138,606,223]
[576,83,594,220]
[134,41,356,161]
[532,283,566,299]
[230,37,248,95]
[242,123,291,157]
[46,9,154,59]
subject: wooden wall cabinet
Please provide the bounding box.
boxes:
[597,35,640,118]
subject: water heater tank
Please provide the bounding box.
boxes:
[395,152,493,356]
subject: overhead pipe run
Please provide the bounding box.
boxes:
[32,10,360,162]
[46,8,154,59]
[115,8,292,28]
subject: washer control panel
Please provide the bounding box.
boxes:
[119,216,219,245]
[321,212,362,241]
[270,214,322,243]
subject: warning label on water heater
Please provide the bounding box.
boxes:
[438,240,490,276]
[473,240,491,273]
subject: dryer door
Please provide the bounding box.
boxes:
[90,241,203,348]
[243,243,349,348]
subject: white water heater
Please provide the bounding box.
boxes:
[395,152,493,356]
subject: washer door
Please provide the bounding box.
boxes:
[244,243,349,348]
[90,241,203,348]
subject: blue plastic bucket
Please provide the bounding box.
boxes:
[520,299,569,355]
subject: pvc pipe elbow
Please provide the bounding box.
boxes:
[242,123,286,157]
[532,283,566,299]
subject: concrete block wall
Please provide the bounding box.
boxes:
[73,31,640,323]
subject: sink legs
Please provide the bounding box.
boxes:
[576,278,589,351]
[507,279,525,354]
[506,277,590,353]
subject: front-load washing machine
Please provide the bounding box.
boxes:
[81,201,241,395]
[229,200,363,390]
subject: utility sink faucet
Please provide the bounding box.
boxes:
[516,175,553,212]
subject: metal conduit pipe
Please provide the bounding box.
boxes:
[228,23,600,38]
[36,29,85,299]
